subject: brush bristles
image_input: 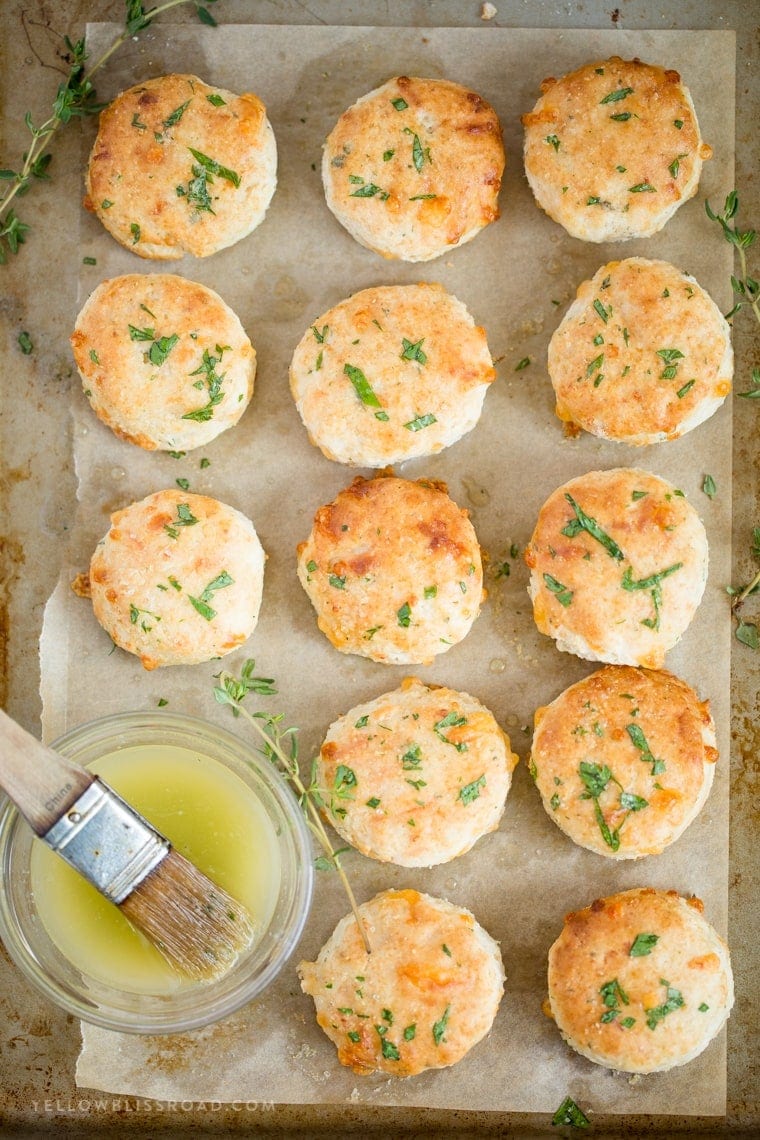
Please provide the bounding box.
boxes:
[119,849,256,981]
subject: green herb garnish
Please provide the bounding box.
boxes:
[562,493,624,560]
[344,362,383,409]
[458,774,486,805]
[543,573,573,607]
[397,602,412,627]
[163,99,192,129]
[600,87,634,104]
[551,1097,589,1128]
[432,1005,450,1046]
[404,413,437,432]
[188,570,233,620]
[183,344,229,421]
[630,932,660,957]
[187,147,240,187]
[645,980,685,1029]
[401,337,427,364]
[626,723,666,775]
[163,501,199,538]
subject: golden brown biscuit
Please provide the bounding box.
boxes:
[523,57,711,242]
[298,888,505,1076]
[530,666,717,858]
[297,473,484,664]
[548,258,732,444]
[547,888,733,1073]
[322,76,504,261]
[85,74,277,259]
[71,274,255,450]
[317,677,518,867]
[524,468,708,668]
[289,283,495,466]
[89,489,265,669]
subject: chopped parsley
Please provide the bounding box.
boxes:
[206,93,226,107]
[645,980,685,1029]
[148,333,179,366]
[551,1097,589,1128]
[543,573,573,607]
[629,182,657,193]
[163,99,192,129]
[187,147,240,187]
[593,298,610,323]
[397,602,412,627]
[188,570,234,620]
[702,474,717,499]
[391,97,408,111]
[349,180,389,200]
[404,413,437,432]
[600,86,634,104]
[183,345,229,422]
[458,774,486,805]
[18,331,33,355]
[630,932,660,957]
[344,362,383,408]
[400,337,427,364]
[432,1005,450,1046]
[163,501,199,539]
[562,493,624,560]
[545,134,560,151]
[599,977,630,1023]
[626,723,665,776]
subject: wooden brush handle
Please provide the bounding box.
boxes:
[0,709,93,835]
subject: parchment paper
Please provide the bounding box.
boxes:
[39,24,735,1115]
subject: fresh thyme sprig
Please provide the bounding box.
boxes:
[705,191,759,327]
[213,660,373,954]
[0,0,219,264]
[727,527,760,650]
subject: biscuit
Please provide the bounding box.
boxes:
[88,489,265,669]
[85,74,277,259]
[547,887,734,1073]
[322,76,504,261]
[289,283,495,466]
[317,677,518,867]
[524,468,708,668]
[71,274,255,450]
[530,666,717,858]
[523,57,711,242]
[297,473,484,664]
[298,888,504,1076]
[548,258,733,444]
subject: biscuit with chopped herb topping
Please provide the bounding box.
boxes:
[548,258,732,444]
[88,489,265,669]
[71,274,255,450]
[289,283,494,466]
[523,57,711,242]
[317,677,518,867]
[85,73,276,258]
[547,887,733,1073]
[322,76,504,261]
[530,665,717,858]
[298,888,504,1076]
[524,468,708,668]
[297,473,484,664]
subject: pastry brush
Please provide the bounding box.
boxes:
[0,708,255,981]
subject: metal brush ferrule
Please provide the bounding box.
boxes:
[42,778,169,904]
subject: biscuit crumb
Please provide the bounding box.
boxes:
[480,2,497,19]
